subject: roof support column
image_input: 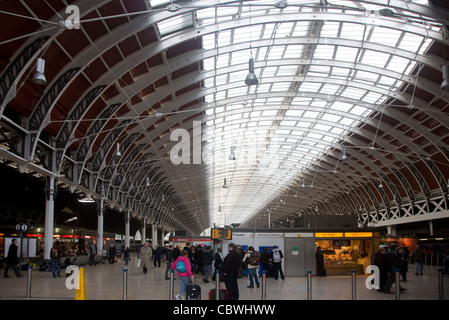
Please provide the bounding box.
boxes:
[97,197,104,255]
[152,223,158,247]
[44,175,56,260]
[141,217,147,244]
[125,211,130,250]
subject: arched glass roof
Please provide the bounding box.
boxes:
[0,0,448,234]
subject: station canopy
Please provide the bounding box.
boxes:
[0,0,448,235]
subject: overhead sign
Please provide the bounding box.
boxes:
[211,228,232,240]
[315,232,344,238]
[344,232,373,238]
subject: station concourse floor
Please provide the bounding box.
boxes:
[0,254,447,300]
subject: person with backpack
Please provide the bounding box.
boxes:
[243,246,260,288]
[171,250,194,300]
[271,245,284,280]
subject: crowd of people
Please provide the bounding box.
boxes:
[166,242,285,300]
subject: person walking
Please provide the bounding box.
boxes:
[140,242,152,274]
[165,245,174,280]
[4,239,22,278]
[223,243,241,300]
[271,246,284,280]
[171,250,194,300]
[202,246,214,283]
[108,244,116,264]
[315,246,326,276]
[50,240,62,278]
[243,246,260,288]
[412,245,425,276]
[374,246,388,292]
[384,244,406,294]
[153,246,162,268]
[88,241,97,266]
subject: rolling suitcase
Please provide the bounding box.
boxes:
[186,284,201,300]
[209,285,228,300]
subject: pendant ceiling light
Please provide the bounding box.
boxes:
[223,178,228,189]
[245,57,258,86]
[229,146,236,160]
[340,146,348,161]
[32,57,47,85]
[115,143,121,157]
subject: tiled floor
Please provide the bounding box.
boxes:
[1,254,447,300]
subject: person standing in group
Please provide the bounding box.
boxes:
[108,244,116,264]
[384,244,406,294]
[4,239,22,278]
[223,243,241,300]
[153,245,162,268]
[202,246,214,283]
[173,245,180,261]
[374,246,388,292]
[171,250,194,300]
[243,246,260,288]
[271,245,285,280]
[140,242,152,274]
[214,247,224,281]
[194,245,204,275]
[398,248,408,281]
[88,241,97,266]
[50,241,62,278]
[183,242,194,270]
[412,245,425,276]
[123,247,130,265]
[315,246,326,276]
[260,248,271,278]
[165,245,174,280]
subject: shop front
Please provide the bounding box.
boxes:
[315,232,377,275]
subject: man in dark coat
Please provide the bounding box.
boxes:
[4,239,22,278]
[315,246,326,276]
[223,243,241,300]
[384,243,406,294]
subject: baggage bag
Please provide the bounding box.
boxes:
[209,286,228,300]
[186,284,201,300]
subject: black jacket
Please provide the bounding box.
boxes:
[203,250,214,265]
[223,249,241,275]
[214,252,223,269]
[6,243,19,265]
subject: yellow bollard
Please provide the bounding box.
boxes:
[75,267,86,300]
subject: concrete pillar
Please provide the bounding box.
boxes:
[125,211,130,249]
[152,223,158,247]
[97,197,104,254]
[44,176,56,260]
[142,217,147,244]
[429,220,434,235]
[387,225,397,236]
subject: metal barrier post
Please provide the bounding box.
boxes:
[26,265,32,298]
[261,270,267,300]
[351,269,356,300]
[438,268,444,300]
[395,269,400,300]
[215,270,220,300]
[123,267,128,300]
[169,269,174,300]
[307,270,312,300]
